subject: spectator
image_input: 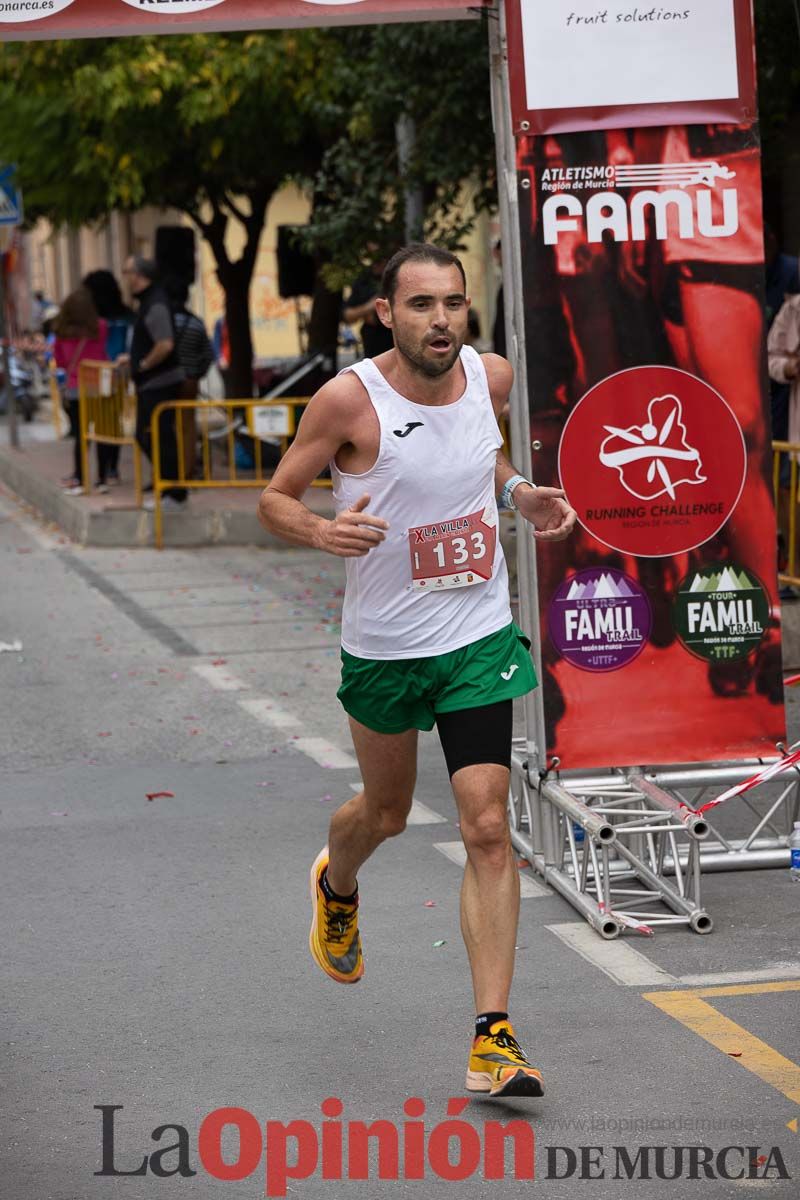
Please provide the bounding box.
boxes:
[82,269,135,486]
[52,288,107,493]
[768,288,800,591]
[343,256,393,358]
[166,278,214,478]
[491,239,506,358]
[768,291,800,457]
[120,256,186,510]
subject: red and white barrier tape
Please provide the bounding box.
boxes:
[680,748,800,817]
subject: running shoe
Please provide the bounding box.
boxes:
[308,846,363,984]
[466,1019,544,1097]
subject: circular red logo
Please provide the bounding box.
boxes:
[558,366,746,557]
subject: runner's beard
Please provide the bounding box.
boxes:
[393,328,463,378]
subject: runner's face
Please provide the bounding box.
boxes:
[382,263,469,378]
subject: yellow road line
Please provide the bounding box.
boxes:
[643,982,800,1106]
[690,980,800,999]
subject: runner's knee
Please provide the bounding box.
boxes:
[460,806,512,859]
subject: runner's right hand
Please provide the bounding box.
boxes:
[320,493,389,557]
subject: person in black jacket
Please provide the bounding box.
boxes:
[119,257,187,507]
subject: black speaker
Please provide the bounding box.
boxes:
[155,225,196,287]
[277,226,316,298]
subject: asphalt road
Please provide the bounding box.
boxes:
[1,484,798,1199]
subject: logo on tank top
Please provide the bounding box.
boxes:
[393,422,425,438]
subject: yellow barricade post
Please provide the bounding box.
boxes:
[78,360,142,504]
[49,365,67,437]
[150,397,325,548]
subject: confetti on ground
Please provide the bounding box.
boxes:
[433,940,446,948]
[50,811,68,817]
[212,658,227,666]
[0,640,23,653]
[320,793,333,802]
[424,901,436,908]
[97,732,112,738]
[146,791,175,801]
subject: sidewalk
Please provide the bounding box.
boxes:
[0,412,335,548]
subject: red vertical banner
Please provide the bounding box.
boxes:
[506,1,785,767]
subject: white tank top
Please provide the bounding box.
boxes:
[332,345,512,659]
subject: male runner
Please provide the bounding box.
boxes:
[258,243,575,1097]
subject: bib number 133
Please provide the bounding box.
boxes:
[408,506,497,592]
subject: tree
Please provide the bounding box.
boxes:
[0,32,342,397]
[302,17,496,287]
[754,0,800,238]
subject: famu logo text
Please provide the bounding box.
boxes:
[542,161,738,245]
[673,565,769,663]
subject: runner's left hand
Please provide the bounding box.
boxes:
[515,486,577,541]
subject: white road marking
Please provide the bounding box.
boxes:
[408,800,448,825]
[678,966,800,987]
[293,738,358,770]
[238,698,303,730]
[434,841,550,898]
[193,663,250,691]
[547,923,800,989]
[348,783,447,825]
[547,923,678,986]
[237,697,358,768]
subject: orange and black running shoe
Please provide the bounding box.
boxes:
[466,1019,544,1097]
[308,846,364,984]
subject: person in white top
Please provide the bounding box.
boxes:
[258,244,576,1097]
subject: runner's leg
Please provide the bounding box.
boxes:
[325,717,418,897]
[451,762,519,1014]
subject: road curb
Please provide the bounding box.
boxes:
[0,443,324,548]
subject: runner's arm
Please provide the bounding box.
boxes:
[257,379,389,557]
[483,352,577,542]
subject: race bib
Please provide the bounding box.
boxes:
[408,506,497,592]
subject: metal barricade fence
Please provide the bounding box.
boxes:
[78,360,142,504]
[150,397,317,548]
[772,440,800,587]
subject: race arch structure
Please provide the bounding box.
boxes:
[2,0,794,934]
[0,0,484,40]
[493,0,797,936]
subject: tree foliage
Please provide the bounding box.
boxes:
[300,17,495,287]
[0,19,496,391]
[0,31,344,393]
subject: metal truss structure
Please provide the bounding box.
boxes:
[508,749,799,939]
[489,6,797,938]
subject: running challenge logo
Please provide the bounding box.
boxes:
[558,366,746,557]
[541,160,739,245]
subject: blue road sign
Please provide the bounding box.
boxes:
[0,164,22,227]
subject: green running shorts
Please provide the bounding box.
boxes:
[337,621,538,735]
